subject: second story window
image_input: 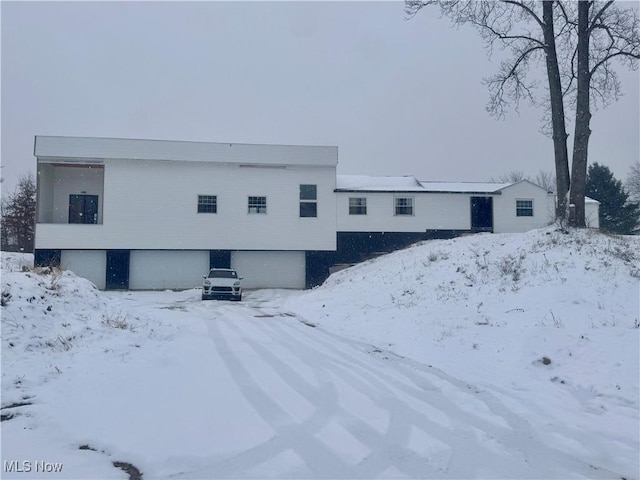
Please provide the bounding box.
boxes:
[299,184,317,217]
[394,197,414,216]
[349,197,367,215]
[197,195,217,213]
[248,196,267,214]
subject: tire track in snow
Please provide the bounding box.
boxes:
[202,317,352,478]
[203,313,499,478]
[233,322,439,478]
[247,310,625,479]
[175,297,626,479]
[271,312,625,479]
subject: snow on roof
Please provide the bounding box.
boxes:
[418,181,513,193]
[336,175,424,191]
[336,175,518,193]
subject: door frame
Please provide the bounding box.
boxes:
[470,196,494,232]
[106,250,130,290]
[68,194,99,224]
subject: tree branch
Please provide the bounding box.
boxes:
[588,0,615,34]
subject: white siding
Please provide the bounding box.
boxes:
[129,250,209,290]
[493,182,555,233]
[586,201,600,229]
[337,192,472,232]
[36,159,336,251]
[231,251,305,289]
[60,250,106,289]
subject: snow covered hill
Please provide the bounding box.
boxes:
[287,226,640,474]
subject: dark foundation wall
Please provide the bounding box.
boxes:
[306,230,470,288]
[34,249,61,267]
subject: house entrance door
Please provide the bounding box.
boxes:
[69,195,98,224]
[106,250,130,290]
[471,197,494,232]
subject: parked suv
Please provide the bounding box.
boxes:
[202,268,242,301]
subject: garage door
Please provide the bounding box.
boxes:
[231,251,305,289]
[61,250,106,289]
[129,250,209,290]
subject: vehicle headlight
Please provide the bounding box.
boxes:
[233,281,240,286]
[204,280,211,286]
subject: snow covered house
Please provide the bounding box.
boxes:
[33,136,599,290]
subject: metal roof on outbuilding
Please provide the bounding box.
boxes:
[336,175,424,192]
[337,175,515,194]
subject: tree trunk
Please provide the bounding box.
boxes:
[570,1,591,228]
[542,1,570,222]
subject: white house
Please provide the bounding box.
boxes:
[34,136,600,290]
[336,175,558,234]
[34,136,337,290]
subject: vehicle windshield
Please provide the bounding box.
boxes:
[208,270,237,279]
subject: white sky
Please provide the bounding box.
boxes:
[1,1,638,193]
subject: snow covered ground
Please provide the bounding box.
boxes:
[1,227,639,479]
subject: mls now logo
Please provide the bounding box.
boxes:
[4,460,63,473]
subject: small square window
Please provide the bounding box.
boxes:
[300,202,317,217]
[248,196,267,214]
[349,197,367,215]
[395,197,414,216]
[198,195,217,213]
[300,184,317,200]
[516,199,533,217]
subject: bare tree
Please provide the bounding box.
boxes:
[490,170,527,184]
[627,161,640,204]
[405,1,571,219]
[535,169,556,191]
[491,169,556,191]
[405,0,639,227]
[566,1,639,227]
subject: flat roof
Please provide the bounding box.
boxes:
[34,136,338,167]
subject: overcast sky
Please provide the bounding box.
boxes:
[2,1,638,193]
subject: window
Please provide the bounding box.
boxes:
[394,197,414,216]
[300,184,317,217]
[198,195,217,213]
[207,270,237,279]
[69,194,99,224]
[349,197,367,215]
[516,199,534,217]
[248,196,267,214]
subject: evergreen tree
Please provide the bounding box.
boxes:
[1,173,37,251]
[586,163,640,235]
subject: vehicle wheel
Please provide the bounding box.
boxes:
[202,295,208,301]
[234,294,242,302]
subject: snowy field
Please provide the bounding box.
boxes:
[1,227,639,479]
